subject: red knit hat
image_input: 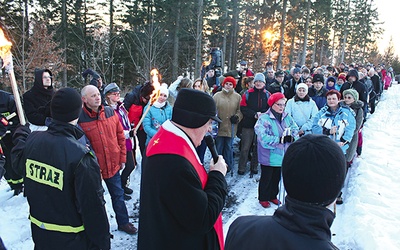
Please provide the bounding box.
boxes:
[338,73,346,81]
[268,92,285,107]
[222,76,237,88]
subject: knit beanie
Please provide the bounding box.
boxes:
[282,134,346,206]
[293,67,301,74]
[51,88,82,123]
[296,83,309,94]
[254,73,266,83]
[268,92,285,107]
[103,82,120,95]
[312,74,324,83]
[172,89,221,128]
[159,83,169,98]
[343,89,359,102]
[222,76,237,88]
[337,73,346,82]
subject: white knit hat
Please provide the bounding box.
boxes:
[296,83,309,94]
[159,83,169,98]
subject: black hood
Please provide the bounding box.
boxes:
[34,68,53,88]
[346,69,359,82]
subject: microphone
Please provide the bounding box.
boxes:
[205,135,219,163]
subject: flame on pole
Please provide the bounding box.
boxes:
[133,68,161,133]
[0,27,26,125]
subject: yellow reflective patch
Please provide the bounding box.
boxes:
[1,112,10,117]
[26,159,63,191]
[30,215,84,233]
[6,178,23,184]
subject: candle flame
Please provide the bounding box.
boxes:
[149,69,161,105]
[0,27,13,69]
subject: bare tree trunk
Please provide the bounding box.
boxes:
[194,0,203,79]
[109,0,114,82]
[277,0,287,70]
[340,0,351,63]
[300,0,311,65]
[230,0,239,70]
[21,0,29,91]
[62,0,67,86]
[172,1,181,80]
[331,29,336,65]
[311,18,317,64]
[222,10,227,74]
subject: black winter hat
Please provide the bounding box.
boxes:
[282,134,346,206]
[172,89,221,128]
[346,69,359,81]
[51,88,82,123]
[312,74,324,83]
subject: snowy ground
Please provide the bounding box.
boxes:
[1,83,400,249]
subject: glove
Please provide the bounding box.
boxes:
[230,115,239,124]
[281,135,294,143]
[129,130,135,138]
[322,127,331,135]
[123,130,130,139]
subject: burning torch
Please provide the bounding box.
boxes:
[133,68,161,134]
[0,27,26,125]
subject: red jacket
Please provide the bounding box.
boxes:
[79,105,126,179]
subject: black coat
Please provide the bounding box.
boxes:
[240,87,270,128]
[23,69,55,125]
[226,197,339,250]
[12,121,110,250]
[138,123,227,250]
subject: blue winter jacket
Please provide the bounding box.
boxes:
[254,109,299,167]
[308,86,328,110]
[312,104,356,154]
[285,96,318,134]
[143,102,173,145]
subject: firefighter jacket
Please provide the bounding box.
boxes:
[12,120,110,250]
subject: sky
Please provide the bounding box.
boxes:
[1,80,400,249]
[376,0,399,56]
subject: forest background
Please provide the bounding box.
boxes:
[0,0,398,93]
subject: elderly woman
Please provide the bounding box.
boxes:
[342,89,364,166]
[104,83,135,200]
[312,89,357,205]
[254,92,299,208]
[312,89,356,155]
[285,83,318,136]
[213,76,242,172]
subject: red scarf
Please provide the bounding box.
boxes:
[147,124,224,250]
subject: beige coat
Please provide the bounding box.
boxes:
[213,89,243,137]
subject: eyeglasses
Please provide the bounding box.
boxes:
[43,76,52,79]
[110,92,120,96]
[274,103,286,107]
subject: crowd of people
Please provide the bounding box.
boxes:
[0,59,395,249]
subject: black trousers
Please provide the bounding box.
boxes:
[258,165,281,201]
[121,150,135,188]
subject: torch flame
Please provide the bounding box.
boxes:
[149,69,161,105]
[0,27,13,69]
